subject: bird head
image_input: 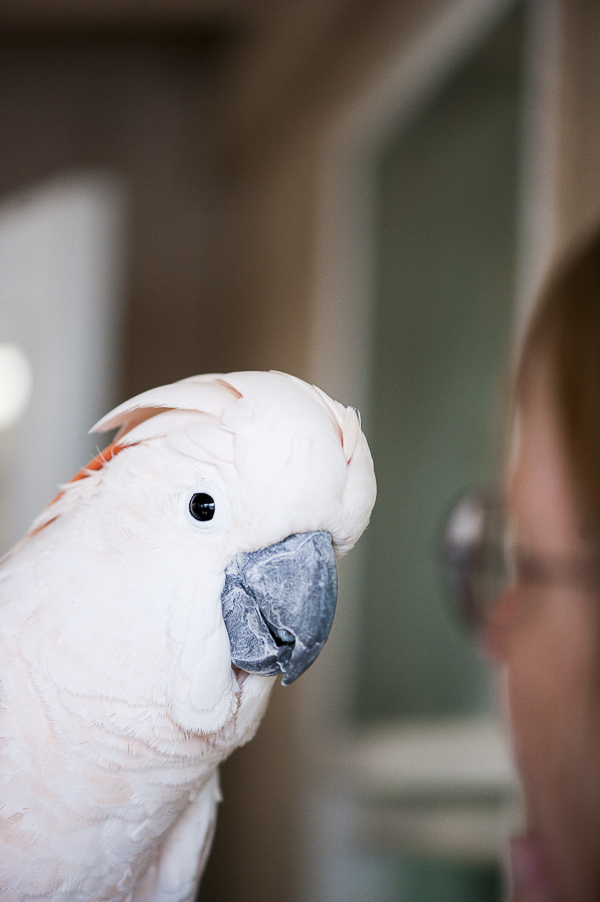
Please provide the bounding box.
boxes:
[27,371,376,736]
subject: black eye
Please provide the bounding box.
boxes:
[189,493,216,522]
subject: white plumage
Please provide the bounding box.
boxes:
[0,370,376,901]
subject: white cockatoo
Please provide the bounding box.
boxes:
[0,370,376,901]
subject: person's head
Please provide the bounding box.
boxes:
[492,230,600,902]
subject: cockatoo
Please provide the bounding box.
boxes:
[0,370,376,901]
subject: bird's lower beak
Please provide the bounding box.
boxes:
[221,531,337,685]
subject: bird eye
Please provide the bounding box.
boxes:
[189,492,215,522]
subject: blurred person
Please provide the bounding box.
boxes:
[444,228,600,902]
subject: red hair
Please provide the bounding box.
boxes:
[517,227,600,528]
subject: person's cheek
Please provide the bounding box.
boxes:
[481,584,521,662]
[505,590,600,902]
[505,592,569,803]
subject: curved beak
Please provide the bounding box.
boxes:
[221,531,337,685]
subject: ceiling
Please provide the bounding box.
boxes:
[0,0,452,177]
[0,0,286,31]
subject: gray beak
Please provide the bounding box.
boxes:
[221,531,337,685]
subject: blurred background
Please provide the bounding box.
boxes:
[0,0,598,900]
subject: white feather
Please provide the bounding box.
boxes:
[0,371,376,900]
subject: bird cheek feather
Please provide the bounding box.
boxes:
[167,568,237,729]
[189,625,235,713]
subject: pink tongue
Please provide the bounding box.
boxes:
[509,834,557,902]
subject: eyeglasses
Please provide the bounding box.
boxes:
[441,490,600,634]
[441,491,510,632]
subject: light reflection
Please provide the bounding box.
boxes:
[0,343,32,431]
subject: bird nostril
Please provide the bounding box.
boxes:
[275,627,295,645]
[261,612,295,648]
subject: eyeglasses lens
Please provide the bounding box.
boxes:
[442,492,512,632]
